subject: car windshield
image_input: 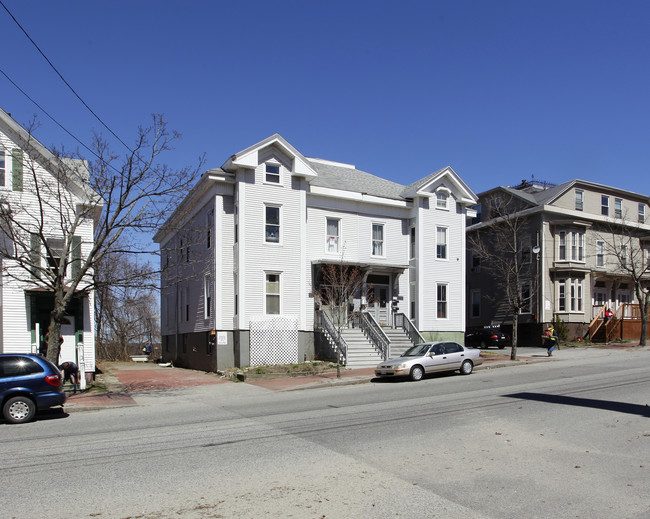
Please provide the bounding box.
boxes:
[402,344,432,357]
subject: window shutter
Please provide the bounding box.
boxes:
[71,236,82,278]
[30,233,40,278]
[12,149,23,192]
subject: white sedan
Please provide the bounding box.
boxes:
[375,342,483,381]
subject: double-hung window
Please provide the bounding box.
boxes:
[596,241,604,267]
[571,279,583,312]
[409,227,415,259]
[601,196,609,216]
[621,245,628,267]
[558,231,566,260]
[265,205,280,243]
[372,223,384,256]
[614,198,622,219]
[436,284,447,318]
[265,164,280,184]
[436,227,447,259]
[558,279,566,311]
[265,273,280,314]
[575,190,583,211]
[639,203,646,224]
[46,238,65,275]
[436,191,448,209]
[326,218,339,253]
[571,231,584,261]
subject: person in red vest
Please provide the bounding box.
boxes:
[604,307,613,323]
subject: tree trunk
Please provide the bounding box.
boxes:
[510,313,519,361]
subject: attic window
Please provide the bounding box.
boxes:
[265,164,280,183]
[436,191,448,209]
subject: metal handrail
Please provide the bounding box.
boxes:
[393,312,425,347]
[360,312,391,360]
[316,310,348,365]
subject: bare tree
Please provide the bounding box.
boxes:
[0,115,202,364]
[313,260,365,377]
[597,219,650,346]
[467,194,537,360]
[95,253,160,361]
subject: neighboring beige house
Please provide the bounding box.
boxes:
[155,134,478,372]
[467,178,650,343]
[0,108,97,379]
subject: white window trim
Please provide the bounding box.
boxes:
[325,217,340,254]
[264,271,282,315]
[575,190,584,211]
[371,222,385,258]
[409,226,416,260]
[436,226,448,261]
[264,162,282,185]
[614,198,622,219]
[601,195,609,216]
[435,188,450,210]
[596,241,605,267]
[558,231,566,260]
[436,282,448,319]
[557,277,584,313]
[264,203,282,245]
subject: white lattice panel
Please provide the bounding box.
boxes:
[249,315,299,366]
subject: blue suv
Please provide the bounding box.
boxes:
[0,354,66,424]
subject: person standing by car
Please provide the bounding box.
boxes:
[543,324,559,357]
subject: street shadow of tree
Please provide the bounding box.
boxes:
[504,392,650,417]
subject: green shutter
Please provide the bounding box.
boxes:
[30,233,40,278]
[71,236,82,278]
[12,148,23,191]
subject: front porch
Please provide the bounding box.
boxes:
[589,303,648,343]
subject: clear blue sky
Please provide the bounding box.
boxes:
[2,0,649,196]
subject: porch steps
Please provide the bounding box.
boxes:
[382,329,418,358]
[340,328,382,368]
[341,327,419,367]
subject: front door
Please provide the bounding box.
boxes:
[368,284,390,325]
[59,317,76,364]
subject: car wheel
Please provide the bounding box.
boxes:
[479,340,486,349]
[3,396,36,424]
[409,365,424,381]
[460,360,473,375]
[498,345,505,349]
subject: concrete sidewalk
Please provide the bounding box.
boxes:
[63,343,647,411]
[63,348,556,411]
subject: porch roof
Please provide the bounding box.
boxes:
[311,258,409,272]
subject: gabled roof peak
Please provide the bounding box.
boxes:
[221,133,318,178]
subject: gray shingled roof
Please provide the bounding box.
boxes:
[307,159,408,200]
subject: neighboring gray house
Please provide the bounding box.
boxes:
[467,178,650,343]
[155,134,477,372]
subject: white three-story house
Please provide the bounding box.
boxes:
[155,134,477,371]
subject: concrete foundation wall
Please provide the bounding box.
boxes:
[162,329,316,372]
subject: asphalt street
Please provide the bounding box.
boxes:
[1,346,648,519]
